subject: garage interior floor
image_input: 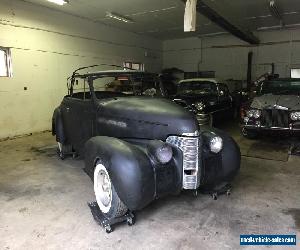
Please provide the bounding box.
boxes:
[0,124,300,250]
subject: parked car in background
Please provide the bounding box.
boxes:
[52,68,240,221]
[171,78,234,126]
[241,78,300,138]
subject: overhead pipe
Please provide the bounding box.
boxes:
[247,51,253,90]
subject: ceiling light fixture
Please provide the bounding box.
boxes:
[106,12,133,23]
[47,0,69,6]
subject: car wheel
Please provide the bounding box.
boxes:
[57,142,72,160]
[94,162,128,219]
[242,127,258,139]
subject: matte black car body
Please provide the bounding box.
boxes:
[242,78,300,138]
[52,70,240,213]
[172,78,234,126]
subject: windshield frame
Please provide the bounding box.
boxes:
[177,80,218,95]
[70,72,165,99]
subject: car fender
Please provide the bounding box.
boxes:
[52,107,66,143]
[201,127,241,185]
[84,136,156,211]
[219,132,241,181]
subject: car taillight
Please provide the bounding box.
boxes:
[240,107,246,119]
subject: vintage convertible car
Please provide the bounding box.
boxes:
[172,78,234,126]
[52,68,240,220]
[242,78,300,138]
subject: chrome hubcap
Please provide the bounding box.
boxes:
[97,170,112,207]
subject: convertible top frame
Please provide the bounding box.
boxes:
[67,65,164,97]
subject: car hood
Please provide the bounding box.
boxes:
[96,96,199,140]
[251,94,300,110]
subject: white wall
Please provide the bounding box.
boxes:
[0,0,162,139]
[163,29,300,80]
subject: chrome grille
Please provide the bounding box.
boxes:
[261,109,289,128]
[166,135,200,189]
[196,113,210,126]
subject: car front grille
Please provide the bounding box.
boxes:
[261,109,289,128]
[196,113,210,126]
[166,135,200,190]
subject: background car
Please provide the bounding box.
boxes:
[170,78,234,126]
[242,78,300,139]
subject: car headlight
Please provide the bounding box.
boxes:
[147,141,173,164]
[210,136,223,153]
[246,109,261,119]
[290,111,300,121]
[195,102,205,111]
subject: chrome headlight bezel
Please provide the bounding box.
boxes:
[148,141,173,164]
[210,136,223,154]
[290,111,300,121]
[246,109,261,119]
[156,144,173,164]
[194,102,205,111]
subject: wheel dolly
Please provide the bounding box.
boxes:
[88,202,135,233]
[199,183,232,200]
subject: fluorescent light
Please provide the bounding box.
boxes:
[47,0,69,6]
[106,12,133,23]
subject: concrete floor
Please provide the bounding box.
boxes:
[0,131,299,250]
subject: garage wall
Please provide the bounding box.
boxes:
[163,29,300,80]
[0,0,162,139]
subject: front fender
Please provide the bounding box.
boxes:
[219,132,241,182]
[84,136,155,211]
[201,126,241,186]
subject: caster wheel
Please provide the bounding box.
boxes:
[193,190,198,197]
[59,153,65,160]
[127,217,134,226]
[212,193,218,200]
[105,225,113,234]
[56,148,65,160]
[226,190,231,196]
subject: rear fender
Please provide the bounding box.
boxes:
[52,107,66,143]
[84,136,155,211]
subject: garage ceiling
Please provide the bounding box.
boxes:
[23,0,300,40]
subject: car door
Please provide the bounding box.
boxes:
[61,95,94,154]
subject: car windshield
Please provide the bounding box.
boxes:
[178,81,217,95]
[260,80,300,95]
[92,74,161,96]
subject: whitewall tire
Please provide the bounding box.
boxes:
[93,162,128,218]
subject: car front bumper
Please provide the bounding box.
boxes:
[243,124,300,134]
